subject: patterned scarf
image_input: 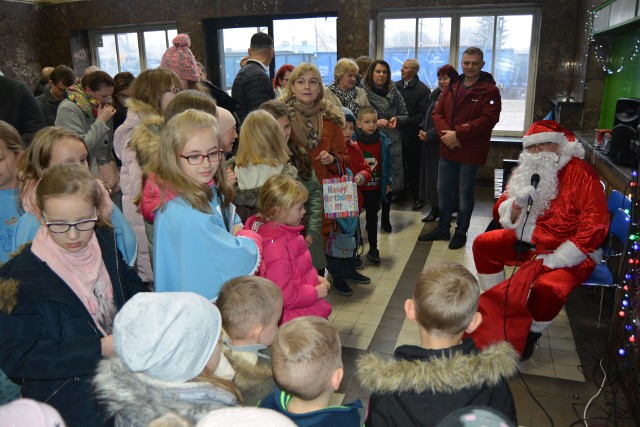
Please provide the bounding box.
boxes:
[32,226,116,336]
[66,83,100,120]
[288,99,324,151]
[328,82,361,117]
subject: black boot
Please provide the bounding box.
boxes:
[521,331,542,361]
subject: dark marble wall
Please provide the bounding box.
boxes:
[0,2,44,89]
[0,0,598,130]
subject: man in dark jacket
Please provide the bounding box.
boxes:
[0,74,46,145]
[396,59,430,209]
[420,47,501,249]
[36,65,76,126]
[231,32,276,123]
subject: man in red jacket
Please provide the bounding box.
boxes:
[419,47,501,249]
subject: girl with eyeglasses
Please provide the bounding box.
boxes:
[0,163,147,427]
[113,68,181,285]
[12,127,138,266]
[144,109,262,301]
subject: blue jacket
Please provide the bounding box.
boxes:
[153,190,260,301]
[259,387,364,426]
[0,227,147,427]
[12,205,138,266]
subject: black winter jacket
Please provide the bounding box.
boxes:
[357,338,518,427]
[231,60,276,122]
[0,75,46,145]
[0,227,147,427]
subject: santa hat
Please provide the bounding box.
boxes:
[160,34,200,83]
[521,120,575,148]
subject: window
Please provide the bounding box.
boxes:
[203,14,337,92]
[89,26,177,76]
[379,8,539,134]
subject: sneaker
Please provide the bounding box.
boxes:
[345,271,371,284]
[354,256,365,270]
[521,331,542,361]
[332,280,353,296]
[448,233,467,250]
[366,249,381,264]
[381,220,392,233]
[418,228,450,241]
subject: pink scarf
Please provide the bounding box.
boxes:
[21,178,114,224]
[31,226,116,336]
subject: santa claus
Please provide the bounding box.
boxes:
[473,120,609,359]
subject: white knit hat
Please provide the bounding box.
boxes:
[195,407,296,426]
[0,399,66,427]
[114,292,222,382]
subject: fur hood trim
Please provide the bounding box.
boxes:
[322,97,347,128]
[94,357,237,424]
[357,341,517,394]
[229,161,297,207]
[223,348,272,392]
[0,278,20,314]
[126,98,161,117]
[129,113,164,168]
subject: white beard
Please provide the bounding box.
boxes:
[507,151,560,221]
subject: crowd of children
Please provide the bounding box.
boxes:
[0,53,521,426]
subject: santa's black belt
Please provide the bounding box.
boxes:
[513,240,535,254]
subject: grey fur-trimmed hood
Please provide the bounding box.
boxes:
[93,357,237,426]
[357,341,518,394]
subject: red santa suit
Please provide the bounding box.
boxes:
[473,121,609,327]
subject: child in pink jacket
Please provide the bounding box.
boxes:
[245,175,331,324]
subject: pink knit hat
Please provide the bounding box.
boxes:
[160,34,200,82]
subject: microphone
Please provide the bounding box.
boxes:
[527,173,540,213]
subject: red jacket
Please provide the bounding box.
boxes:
[244,214,331,324]
[346,139,372,211]
[432,72,501,165]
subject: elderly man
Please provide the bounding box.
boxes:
[473,120,609,359]
[419,47,501,249]
[232,32,276,123]
[396,59,430,210]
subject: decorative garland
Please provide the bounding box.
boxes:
[590,10,640,75]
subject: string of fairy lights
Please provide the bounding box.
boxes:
[589,8,640,75]
[617,169,639,360]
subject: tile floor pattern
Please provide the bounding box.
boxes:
[325,187,636,426]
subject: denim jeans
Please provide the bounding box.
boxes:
[436,157,479,236]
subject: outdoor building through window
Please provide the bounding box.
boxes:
[379,8,539,134]
[89,26,177,76]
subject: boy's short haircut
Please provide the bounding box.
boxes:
[413,262,480,335]
[271,316,342,400]
[217,276,283,340]
[357,106,377,121]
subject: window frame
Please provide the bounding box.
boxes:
[377,6,541,136]
[88,23,177,76]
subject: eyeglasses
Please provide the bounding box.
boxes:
[180,150,224,165]
[42,210,98,234]
[165,87,181,94]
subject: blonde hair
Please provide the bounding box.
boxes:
[217,276,283,340]
[35,163,105,222]
[164,90,217,121]
[357,105,378,121]
[333,58,359,83]
[17,127,88,202]
[271,316,342,400]
[130,68,181,114]
[257,175,308,223]
[279,63,325,104]
[149,109,233,213]
[196,364,243,404]
[0,121,24,158]
[236,110,290,167]
[414,262,480,335]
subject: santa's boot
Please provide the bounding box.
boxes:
[477,270,506,292]
[521,319,554,361]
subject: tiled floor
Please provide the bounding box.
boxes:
[326,186,637,426]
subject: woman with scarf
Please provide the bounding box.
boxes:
[55,71,120,200]
[361,59,409,232]
[327,58,370,118]
[279,63,349,248]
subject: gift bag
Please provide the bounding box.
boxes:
[322,172,359,219]
[466,259,544,356]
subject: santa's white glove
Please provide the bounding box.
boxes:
[536,253,556,269]
[513,185,537,208]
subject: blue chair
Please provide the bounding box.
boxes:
[582,208,631,324]
[607,189,632,214]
